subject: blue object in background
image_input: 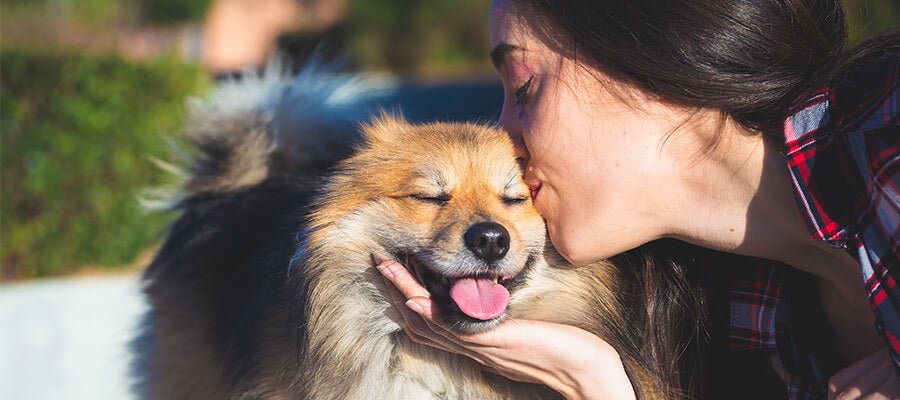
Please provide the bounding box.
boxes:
[385,79,503,124]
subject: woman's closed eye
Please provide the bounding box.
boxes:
[513,76,534,107]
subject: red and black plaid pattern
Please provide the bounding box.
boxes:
[729,51,899,399]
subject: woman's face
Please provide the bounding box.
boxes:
[489,0,687,264]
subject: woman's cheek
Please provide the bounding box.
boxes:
[533,183,561,227]
[519,114,538,157]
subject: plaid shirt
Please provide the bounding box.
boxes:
[729,51,899,399]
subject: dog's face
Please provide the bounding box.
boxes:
[339,117,547,333]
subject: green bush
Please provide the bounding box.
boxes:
[343,0,493,75]
[1,0,210,25]
[844,0,900,43]
[1,49,209,279]
[140,0,211,25]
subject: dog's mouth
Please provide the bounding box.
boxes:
[401,254,517,322]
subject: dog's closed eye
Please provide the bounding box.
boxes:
[411,194,451,205]
[501,196,528,205]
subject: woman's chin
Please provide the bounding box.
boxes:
[548,226,625,266]
[546,226,586,265]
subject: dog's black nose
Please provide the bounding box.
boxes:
[464,222,510,262]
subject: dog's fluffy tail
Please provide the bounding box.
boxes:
[146,58,396,208]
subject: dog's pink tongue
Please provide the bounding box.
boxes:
[449,277,510,320]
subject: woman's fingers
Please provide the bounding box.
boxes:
[376,259,430,299]
[382,281,432,335]
[867,374,900,400]
[404,295,504,350]
[375,257,534,370]
[834,359,891,399]
[401,295,474,349]
[828,348,899,400]
[829,348,887,392]
[374,259,498,362]
[373,256,638,398]
[380,273,466,352]
[828,348,886,397]
[386,281,493,365]
[375,257,512,349]
[383,281,455,351]
[374,258,464,344]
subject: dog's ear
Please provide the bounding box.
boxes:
[360,112,409,144]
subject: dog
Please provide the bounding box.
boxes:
[133,64,706,399]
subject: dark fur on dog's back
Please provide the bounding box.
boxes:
[135,177,313,398]
[131,65,378,398]
[133,66,712,399]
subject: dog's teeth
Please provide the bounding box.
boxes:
[492,276,499,284]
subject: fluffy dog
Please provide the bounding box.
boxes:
[133,66,705,399]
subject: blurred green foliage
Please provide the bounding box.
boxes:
[342,0,493,75]
[0,0,209,26]
[0,49,209,279]
[140,0,210,25]
[844,0,900,43]
[2,0,124,25]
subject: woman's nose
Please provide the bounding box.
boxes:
[510,134,529,168]
[498,103,529,165]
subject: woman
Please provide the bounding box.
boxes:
[376,0,899,398]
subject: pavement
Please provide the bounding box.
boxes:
[0,274,147,400]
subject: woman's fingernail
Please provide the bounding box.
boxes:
[405,299,424,314]
[371,253,384,265]
[376,262,393,280]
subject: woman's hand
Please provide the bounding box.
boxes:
[374,257,637,400]
[828,347,900,400]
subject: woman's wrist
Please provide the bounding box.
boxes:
[555,338,636,400]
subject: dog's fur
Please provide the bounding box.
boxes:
[134,66,705,399]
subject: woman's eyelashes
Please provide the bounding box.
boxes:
[513,75,534,107]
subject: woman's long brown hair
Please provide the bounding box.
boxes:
[511,0,899,139]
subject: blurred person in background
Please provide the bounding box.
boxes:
[201,0,345,76]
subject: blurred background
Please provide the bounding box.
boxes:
[2,0,500,282]
[0,0,897,398]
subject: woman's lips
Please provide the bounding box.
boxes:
[528,183,541,200]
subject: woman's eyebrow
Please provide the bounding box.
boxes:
[490,42,523,69]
